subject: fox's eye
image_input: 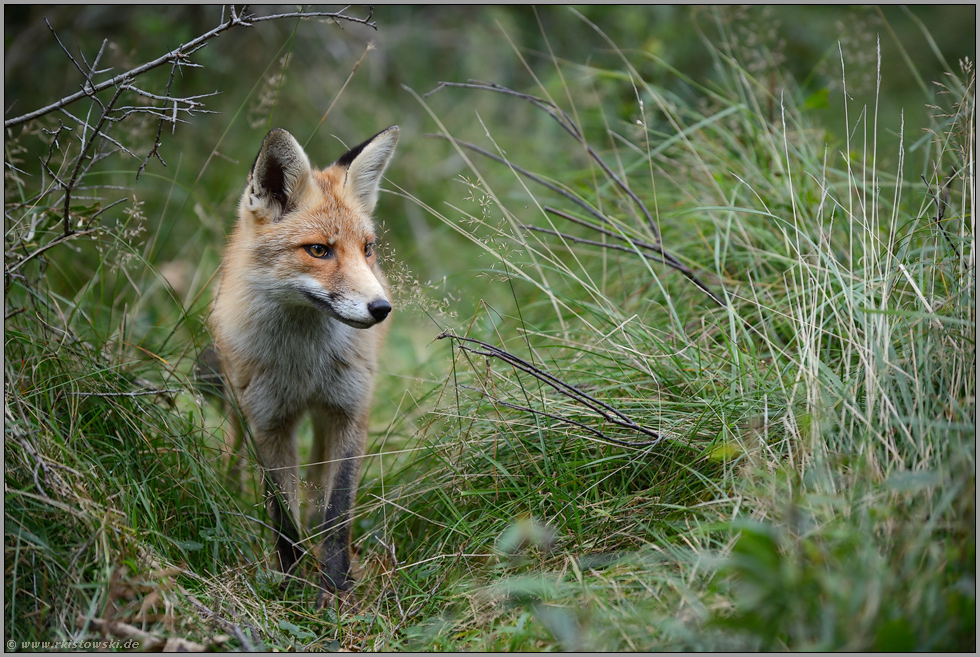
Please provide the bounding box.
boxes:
[364,242,375,258]
[304,244,333,259]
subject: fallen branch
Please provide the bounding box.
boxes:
[68,387,182,398]
[439,332,667,447]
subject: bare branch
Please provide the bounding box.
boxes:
[6,6,376,128]
[5,5,382,314]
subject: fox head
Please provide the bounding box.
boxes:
[238,126,399,329]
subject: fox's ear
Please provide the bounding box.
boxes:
[336,126,399,213]
[245,128,312,222]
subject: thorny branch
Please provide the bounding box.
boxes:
[438,332,667,448]
[5,6,376,128]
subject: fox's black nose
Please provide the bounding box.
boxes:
[368,299,392,323]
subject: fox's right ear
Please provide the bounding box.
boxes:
[245,128,312,222]
[336,126,399,214]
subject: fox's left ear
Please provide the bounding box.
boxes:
[336,126,399,213]
[247,128,312,223]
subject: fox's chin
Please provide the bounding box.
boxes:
[333,315,379,330]
[299,290,381,329]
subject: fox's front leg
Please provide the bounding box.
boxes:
[311,409,368,606]
[252,417,303,578]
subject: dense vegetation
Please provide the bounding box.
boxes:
[4,5,975,651]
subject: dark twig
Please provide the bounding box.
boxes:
[89,197,129,223]
[523,225,671,266]
[525,224,723,306]
[439,332,667,445]
[544,206,653,247]
[922,168,960,262]
[137,60,180,181]
[45,18,88,80]
[542,206,724,304]
[461,384,664,449]
[59,84,126,235]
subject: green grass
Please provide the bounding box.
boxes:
[4,6,975,652]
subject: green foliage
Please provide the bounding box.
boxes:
[4,5,975,652]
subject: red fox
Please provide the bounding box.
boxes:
[209,126,399,607]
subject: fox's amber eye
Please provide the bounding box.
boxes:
[364,242,375,258]
[304,244,333,259]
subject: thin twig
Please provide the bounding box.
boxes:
[528,223,724,306]
[57,107,137,158]
[543,204,705,272]
[5,228,99,275]
[461,383,664,449]
[45,18,87,80]
[59,84,127,235]
[522,225,670,266]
